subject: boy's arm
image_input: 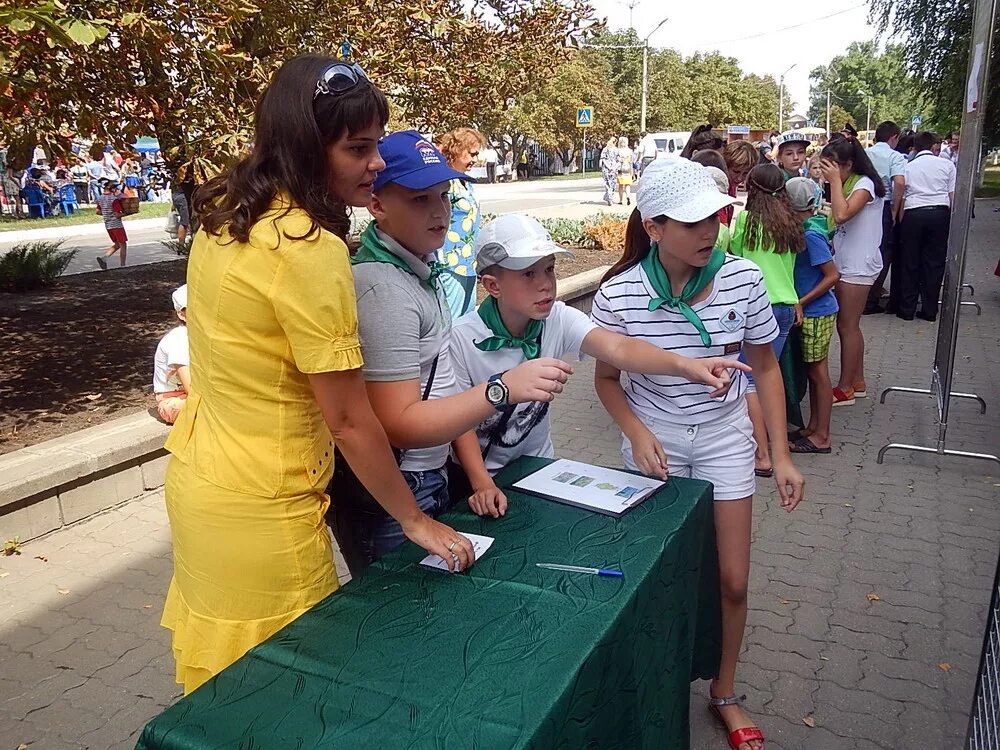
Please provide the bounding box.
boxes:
[742,343,804,511]
[594,360,667,480]
[176,365,191,393]
[891,176,905,223]
[453,431,507,518]
[581,327,749,397]
[796,260,840,308]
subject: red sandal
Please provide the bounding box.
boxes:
[709,694,765,749]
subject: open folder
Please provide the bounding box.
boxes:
[511,458,665,518]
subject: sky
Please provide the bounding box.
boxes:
[589,0,881,120]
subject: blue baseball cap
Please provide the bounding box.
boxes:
[373,130,469,192]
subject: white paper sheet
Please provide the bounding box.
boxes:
[419,533,494,571]
[512,459,664,517]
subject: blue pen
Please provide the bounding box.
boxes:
[536,563,624,578]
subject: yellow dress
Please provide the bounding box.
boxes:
[161,200,363,694]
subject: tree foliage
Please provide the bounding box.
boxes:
[0,0,596,181]
[870,0,999,146]
[807,42,929,134]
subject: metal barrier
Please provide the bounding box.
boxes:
[966,548,1000,748]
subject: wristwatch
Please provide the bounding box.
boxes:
[485,372,510,411]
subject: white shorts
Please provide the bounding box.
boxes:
[839,274,877,286]
[622,403,757,501]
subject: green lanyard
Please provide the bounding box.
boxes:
[640,244,725,347]
[473,296,543,360]
[351,223,446,291]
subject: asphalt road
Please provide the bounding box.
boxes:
[1,178,605,276]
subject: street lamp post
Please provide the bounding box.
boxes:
[778,63,796,132]
[639,15,670,133]
[858,89,872,142]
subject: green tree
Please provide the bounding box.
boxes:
[871,0,999,146]
[0,0,596,185]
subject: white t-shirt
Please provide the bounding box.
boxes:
[832,176,884,279]
[904,151,956,210]
[450,301,596,474]
[591,255,778,427]
[638,135,658,159]
[482,148,499,165]
[152,326,189,393]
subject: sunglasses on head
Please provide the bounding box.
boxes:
[314,62,369,100]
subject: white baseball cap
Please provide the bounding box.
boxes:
[636,159,737,222]
[171,284,188,312]
[475,214,573,273]
[775,130,810,149]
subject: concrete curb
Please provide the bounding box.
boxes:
[0,265,609,543]
[0,217,166,245]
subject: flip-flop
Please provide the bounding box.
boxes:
[754,467,773,478]
[790,437,832,454]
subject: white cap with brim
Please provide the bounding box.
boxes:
[637,158,737,222]
[475,214,574,273]
[775,130,811,149]
[172,284,188,312]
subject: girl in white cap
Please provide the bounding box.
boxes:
[592,158,805,750]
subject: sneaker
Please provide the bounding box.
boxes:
[96,256,107,270]
[832,387,855,407]
[853,382,867,398]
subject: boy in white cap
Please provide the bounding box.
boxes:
[591,157,804,750]
[774,130,811,181]
[448,212,745,517]
[152,284,190,424]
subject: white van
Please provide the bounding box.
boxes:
[649,131,691,156]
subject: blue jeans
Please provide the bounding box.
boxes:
[743,303,795,386]
[330,465,452,575]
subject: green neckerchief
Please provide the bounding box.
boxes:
[351,223,446,291]
[641,244,725,347]
[827,173,861,234]
[804,213,832,241]
[473,296,543,360]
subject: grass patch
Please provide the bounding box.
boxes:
[0,200,171,232]
[977,167,1000,198]
[536,171,598,181]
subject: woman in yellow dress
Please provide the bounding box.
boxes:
[162,54,476,695]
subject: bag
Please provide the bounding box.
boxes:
[119,196,140,216]
[326,355,439,575]
[165,209,179,237]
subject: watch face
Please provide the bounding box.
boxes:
[487,383,506,404]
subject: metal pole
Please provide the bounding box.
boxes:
[582,129,587,177]
[826,89,831,136]
[779,77,784,131]
[878,0,999,468]
[866,97,871,141]
[640,42,648,134]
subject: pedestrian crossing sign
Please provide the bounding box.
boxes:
[576,106,594,128]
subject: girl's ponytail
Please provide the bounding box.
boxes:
[602,208,659,283]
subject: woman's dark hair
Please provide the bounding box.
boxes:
[691,149,728,172]
[680,124,723,159]
[742,164,805,254]
[602,208,666,283]
[196,54,389,244]
[820,138,887,198]
[896,132,915,155]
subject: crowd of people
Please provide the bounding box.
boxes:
[131,52,966,750]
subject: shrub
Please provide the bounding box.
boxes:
[536,217,595,248]
[583,215,628,256]
[0,241,77,291]
[161,237,192,257]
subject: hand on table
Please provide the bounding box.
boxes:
[401,514,476,572]
[468,483,508,518]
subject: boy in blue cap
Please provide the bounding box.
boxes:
[332,130,573,571]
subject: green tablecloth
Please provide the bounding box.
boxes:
[137,457,721,750]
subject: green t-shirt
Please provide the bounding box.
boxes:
[730,211,798,304]
[716,222,731,252]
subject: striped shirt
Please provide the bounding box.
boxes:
[591,255,778,426]
[96,194,124,230]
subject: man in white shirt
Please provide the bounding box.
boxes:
[637,131,658,174]
[897,131,956,322]
[482,143,499,183]
[940,131,959,165]
[864,121,907,314]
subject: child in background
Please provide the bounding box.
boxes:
[785,178,840,454]
[774,131,811,181]
[152,285,190,424]
[95,180,128,269]
[703,166,735,250]
[592,158,804,750]
[730,163,806,478]
[449,213,746,516]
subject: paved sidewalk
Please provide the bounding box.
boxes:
[2,201,999,748]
